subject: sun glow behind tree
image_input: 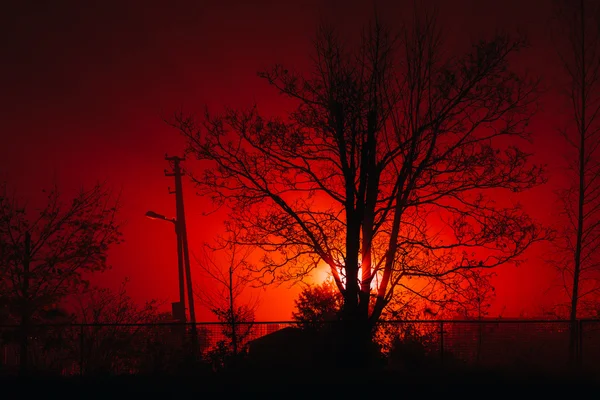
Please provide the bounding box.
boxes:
[174,8,551,368]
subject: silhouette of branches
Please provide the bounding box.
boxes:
[550,0,600,319]
[193,227,258,369]
[0,182,122,322]
[0,182,122,372]
[172,8,550,331]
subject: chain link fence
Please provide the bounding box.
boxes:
[0,319,598,377]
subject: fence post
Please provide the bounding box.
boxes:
[578,319,583,369]
[440,321,444,365]
[79,325,84,376]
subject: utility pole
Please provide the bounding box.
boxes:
[174,218,186,322]
[165,155,198,350]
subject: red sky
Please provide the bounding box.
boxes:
[0,0,572,320]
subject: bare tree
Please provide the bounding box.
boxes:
[74,280,166,325]
[194,228,258,368]
[72,280,170,374]
[173,9,549,362]
[0,182,122,372]
[551,0,600,362]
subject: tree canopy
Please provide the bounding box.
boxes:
[174,12,550,331]
[0,183,122,324]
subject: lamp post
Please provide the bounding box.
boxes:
[146,154,199,358]
[145,211,186,322]
[146,208,199,355]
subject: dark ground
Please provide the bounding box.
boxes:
[1,366,598,397]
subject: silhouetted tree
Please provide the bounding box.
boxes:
[551,0,600,363]
[292,280,343,331]
[72,280,169,374]
[194,228,257,369]
[174,8,549,363]
[0,182,122,373]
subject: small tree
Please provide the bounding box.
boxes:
[72,280,169,374]
[292,280,343,332]
[0,182,122,373]
[551,0,600,363]
[194,228,258,369]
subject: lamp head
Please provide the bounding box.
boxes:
[145,210,166,220]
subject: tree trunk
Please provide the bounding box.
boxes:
[229,266,238,359]
[336,310,372,368]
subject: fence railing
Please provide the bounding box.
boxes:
[1,319,598,377]
[376,319,600,374]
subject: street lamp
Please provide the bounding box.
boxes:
[146,210,186,323]
[147,155,199,357]
[145,210,174,222]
